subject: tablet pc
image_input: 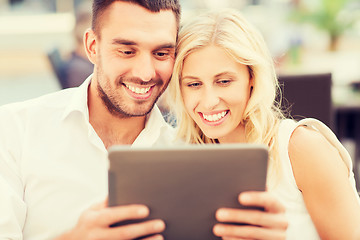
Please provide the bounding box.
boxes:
[108,144,268,240]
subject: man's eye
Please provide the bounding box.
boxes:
[155,52,169,57]
[118,49,135,56]
[121,51,134,55]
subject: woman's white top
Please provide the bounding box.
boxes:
[269,118,360,240]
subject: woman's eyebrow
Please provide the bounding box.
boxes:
[181,75,199,81]
[214,71,236,78]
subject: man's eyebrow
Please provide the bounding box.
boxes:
[112,39,137,46]
[155,43,176,50]
[111,38,175,50]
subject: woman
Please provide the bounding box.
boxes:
[168,9,360,240]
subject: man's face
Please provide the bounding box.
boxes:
[93,1,177,118]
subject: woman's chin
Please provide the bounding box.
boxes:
[200,130,226,141]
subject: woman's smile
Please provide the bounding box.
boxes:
[199,110,229,126]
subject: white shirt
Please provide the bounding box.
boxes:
[0,76,176,240]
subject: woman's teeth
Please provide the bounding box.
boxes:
[202,111,227,122]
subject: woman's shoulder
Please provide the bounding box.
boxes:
[279,118,337,154]
[287,118,344,163]
[288,119,349,191]
[289,123,337,158]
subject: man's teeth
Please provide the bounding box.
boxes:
[202,111,227,122]
[126,84,151,94]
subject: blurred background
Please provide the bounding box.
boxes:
[1,0,360,187]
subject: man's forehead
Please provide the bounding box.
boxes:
[96,3,177,49]
[99,1,177,36]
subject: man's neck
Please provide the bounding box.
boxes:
[88,81,147,149]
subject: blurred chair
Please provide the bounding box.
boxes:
[47,48,67,89]
[277,72,334,131]
[278,73,360,191]
[47,48,93,89]
[47,1,93,89]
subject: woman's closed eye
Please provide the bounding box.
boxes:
[216,79,232,85]
[184,81,202,88]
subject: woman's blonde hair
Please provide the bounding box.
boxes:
[167,9,286,184]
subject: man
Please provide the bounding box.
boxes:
[0,1,286,239]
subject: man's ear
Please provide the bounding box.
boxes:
[84,28,97,65]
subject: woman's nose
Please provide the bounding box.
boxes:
[202,87,220,110]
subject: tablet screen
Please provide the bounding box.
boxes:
[108,144,268,240]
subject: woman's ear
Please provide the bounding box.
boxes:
[84,28,97,65]
[249,77,254,95]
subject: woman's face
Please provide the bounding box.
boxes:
[181,45,252,143]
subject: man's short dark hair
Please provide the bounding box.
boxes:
[92,0,181,34]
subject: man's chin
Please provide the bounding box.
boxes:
[130,107,154,117]
[113,104,155,118]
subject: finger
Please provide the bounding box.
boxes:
[215,208,287,229]
[106,219,165,240]
[213,223,286,240]
[97,204,150,226]
[104,196,109,206]
[142,234,164,240]
[239,191,286,213]
[222,237,248,240]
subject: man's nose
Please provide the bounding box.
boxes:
[132,53,156,82]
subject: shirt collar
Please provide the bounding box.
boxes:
[132,104,171,147]
[61,74,171,146]
[61,74,92,121]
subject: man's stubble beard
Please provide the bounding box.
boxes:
[95,61,169,119]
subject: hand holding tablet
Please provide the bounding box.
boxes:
[108,144,269,240]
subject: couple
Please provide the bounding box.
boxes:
[0,1,359,240]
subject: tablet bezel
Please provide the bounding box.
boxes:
[108,144,268,240]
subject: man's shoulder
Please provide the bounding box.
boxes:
[0,88,77,118]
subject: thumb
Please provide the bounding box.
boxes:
[89,197,108,210]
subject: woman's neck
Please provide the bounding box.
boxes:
[217,124,247,144]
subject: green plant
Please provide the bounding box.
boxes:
[291,0,356,51]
